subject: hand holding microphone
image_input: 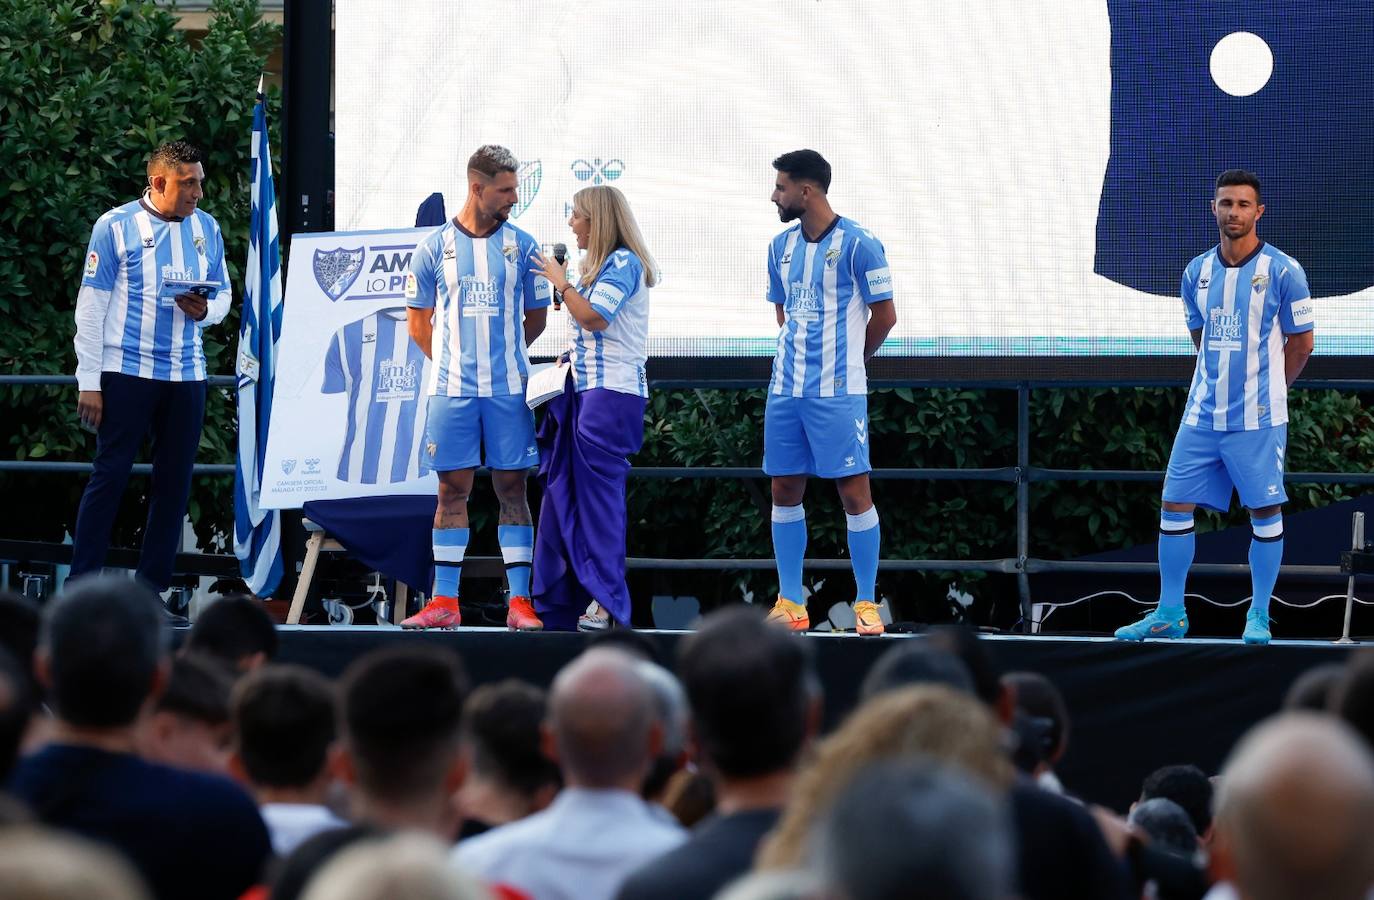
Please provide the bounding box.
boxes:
[552,242,567,310]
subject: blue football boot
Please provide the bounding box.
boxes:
[1114,607,1189,641]
[1242,608,1272,645]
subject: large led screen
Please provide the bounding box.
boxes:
[335,1,1373,378]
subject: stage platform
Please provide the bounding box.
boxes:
[271,626,1362,812]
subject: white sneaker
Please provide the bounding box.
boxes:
[577,601,613,632]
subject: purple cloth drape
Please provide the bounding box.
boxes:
[532,381,646,630]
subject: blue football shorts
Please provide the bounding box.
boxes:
[762,394,872,479]
[1162,423,1288,511]
[424,394,539,472]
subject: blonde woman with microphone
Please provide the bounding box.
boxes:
[529,185,658,631]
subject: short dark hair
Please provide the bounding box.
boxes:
[148,140,203,174]
[0,647,31,781]
[155,653,234,725]
[1331,653,1374,752]
[462,680,558,796]
[1141,764,1213,836]
[1215,169,1262,202]
[861,642,976,701]
[925,626,1002,709]
[233,664,336,789]
[773,149,832,193]
[0,591,41,705]
[677,606,815,778]
[467,144,519,180]
[340,645,468,801]
[42,575,166,728]
[184,594,279,668]
[1003,671,1070,759]
[1285,662,1345,712]
[1128,797,1199,857]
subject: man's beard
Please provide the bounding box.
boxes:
[777,203,803,222]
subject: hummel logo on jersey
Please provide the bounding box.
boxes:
[844,456,855,467]
[361,332,376,344]
[142,237,154,248]
[1198,275,1210,289]
[1267,484,1279,496]
[780,251,792,265]
[443,246,456,260]
[526,445,537,457]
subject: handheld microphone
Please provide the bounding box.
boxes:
[552,243,568,310]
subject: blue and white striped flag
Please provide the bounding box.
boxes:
[233,79,284,597]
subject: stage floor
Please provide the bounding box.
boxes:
[273,626,1361,811]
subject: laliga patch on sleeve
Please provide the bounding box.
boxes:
[865,267,893,294]
[1291,298,1315,327]
[403,272,417,300]
[85,252,99,278]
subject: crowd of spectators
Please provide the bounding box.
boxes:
[2,576,1374,900]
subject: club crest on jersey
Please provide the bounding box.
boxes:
[502,242,520,264]
[824,248,842,270]
[512,160,540,218]
[314,247,366,301]
[193,235,206,255]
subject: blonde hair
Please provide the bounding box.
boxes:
[0,827,151,900]
[573,186,659,289]
[755,685,1013,870]
[301,832,492,900]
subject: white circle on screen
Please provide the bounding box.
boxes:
[1210,32,1274,97]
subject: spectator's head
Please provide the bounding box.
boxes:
[338,646,468,831]
[860,641,974,701]
[300,832,490,900]
[634,659,690,803]
[678,606,818,780]
[183,594,278,672]
[1331,652,1374,751]
[1140,764,1213,838]
[1002,671,1069,762]
[37,575,167,730]
[925,626,1012,722]
[758,685,1013,870]
[1212,713,1374,900]
[546,648,659,790]
[140,652,235,773]
[1284,662,1345,712]
[713,871,827,900]
[1128,797,1199,858]
[0,591,41,704]
[269,824,386,900]
[460,680,559,817]
[0,648,31,782]
[0,826,151,900]
[229,664,336,800]
[812,761,1014,900]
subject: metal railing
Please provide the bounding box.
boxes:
[4,374,1372,630]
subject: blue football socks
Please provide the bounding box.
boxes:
[1157,509,1195,616]
[846,506,881,601]
[499,524,534,598]
[771,504,807,601]
[1249,513,1283,615]
[432,527,469,598]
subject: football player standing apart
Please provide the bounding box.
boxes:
[70,141,232,620]
[530,185,658,631]
[403,145,550,631]
[763,150,897,635]
[1116,170,1314,645]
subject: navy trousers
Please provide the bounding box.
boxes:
[70,372,207,591]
